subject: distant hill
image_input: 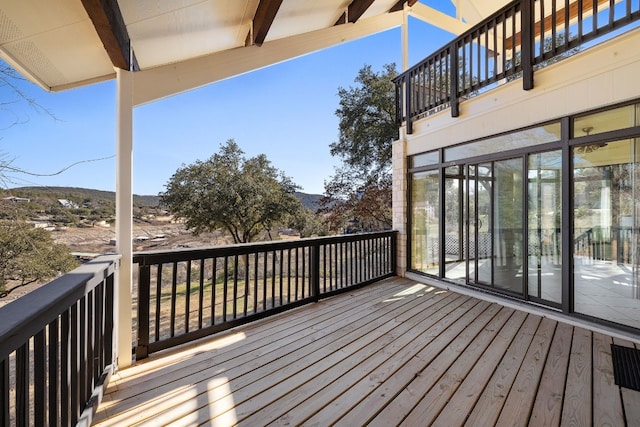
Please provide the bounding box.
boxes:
[6,187,323,211]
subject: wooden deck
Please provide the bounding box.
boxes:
[94,277,640,426]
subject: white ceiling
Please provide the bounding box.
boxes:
[0,0,509,99]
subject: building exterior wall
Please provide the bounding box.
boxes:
[393,27,640,331]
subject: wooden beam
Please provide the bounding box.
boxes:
[507,0,611,49]
[335,0,376,25]
[389,0,419,13]
[409,2,469,35]
[81,0,136,70]
[133,11,403,106]
[251,0,284,46]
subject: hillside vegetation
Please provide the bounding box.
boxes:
[0,186,322,227]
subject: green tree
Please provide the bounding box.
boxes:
[321,64,398,232]
[0,220,77,296]
[161,139,304,243]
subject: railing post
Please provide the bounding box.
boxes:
[521,0,534,90]
[136,265,150,360]
[449,43,460,117]
[404,74,413,134]
[310,243,321,302]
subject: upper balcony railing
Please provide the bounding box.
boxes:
[395,0,640,133]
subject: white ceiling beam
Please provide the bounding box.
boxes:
[132,11,403,106]
[408,2,469,35]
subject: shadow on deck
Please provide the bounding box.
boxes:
[94,277,640,426]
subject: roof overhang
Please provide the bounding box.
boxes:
[0,0,508,101]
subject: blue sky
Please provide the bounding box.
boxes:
[1,9,455,196]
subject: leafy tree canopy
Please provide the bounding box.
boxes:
[329,63,398,176]
[0,220,77,296]
[161,139,304,243]
[322,64,398,232]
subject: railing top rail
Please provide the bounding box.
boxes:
[133,230,398,266]
[0,253,120,361]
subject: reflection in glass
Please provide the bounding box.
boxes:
[445,122,561,162]
[573,103,638,138]
[411,171,440,275]
[573,139,640,328]
[476,164,493,284]
[493,158,524,294]
[528,151,562,304]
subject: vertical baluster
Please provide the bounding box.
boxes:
[244,253,249,316]
[253,252,259,313]
[16,343,28,427]
[593,0,598,32]
[155,264,162,341]
[223,257,229,321]
[170,262,178,337]
[61,307,70,427]
[211,257,217,325]
[33,330,45,426]
[185,260,191,332]
[48,318,58,426]
[287,248,291,303]
[565,0,570,50]
[70,303,78,425]
[271,251,276,308]
[232,254,238,319]
[0,358,8,427]
[301,247,306,298]
[78,297,86,418]
[322,244,327,292]
[262,252,268,311]
[86,290,94,399]
[199,258,205,329]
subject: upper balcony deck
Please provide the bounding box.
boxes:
[93,276,640,426]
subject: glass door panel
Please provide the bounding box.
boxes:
[493,158,524,294]
[411,170,440,275]
[527,151,562,304]
[444,166,466,281]
[573,139,640,328]
[476,164,493,284]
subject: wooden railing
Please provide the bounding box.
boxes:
[396,0,640,131]
[133,231,397,359]
[0,254,120,427]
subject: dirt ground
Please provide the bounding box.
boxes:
[51,221,229,254]
[0,222,228,307]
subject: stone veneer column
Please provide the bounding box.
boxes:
[392,128,408,276]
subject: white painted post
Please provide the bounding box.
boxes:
[115,68,133,369]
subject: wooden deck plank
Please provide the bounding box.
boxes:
[465,318,554,426]
[333,304,515,427]
[92,277,638,427]
[375,305,514,427]
[99,280,410,408]
[592,332,625,427]
[494,317,557,427]
[97,280,439,426]
[271,300,498,426]
[136,285,461,426]
[427,313,541,427]
[528,321,573,426]
[560,326,592,426]
[204,292,472,426]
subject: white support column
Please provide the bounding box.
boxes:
[393,4,410,277]
[402,3,409,72]
[115,68,133,369]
